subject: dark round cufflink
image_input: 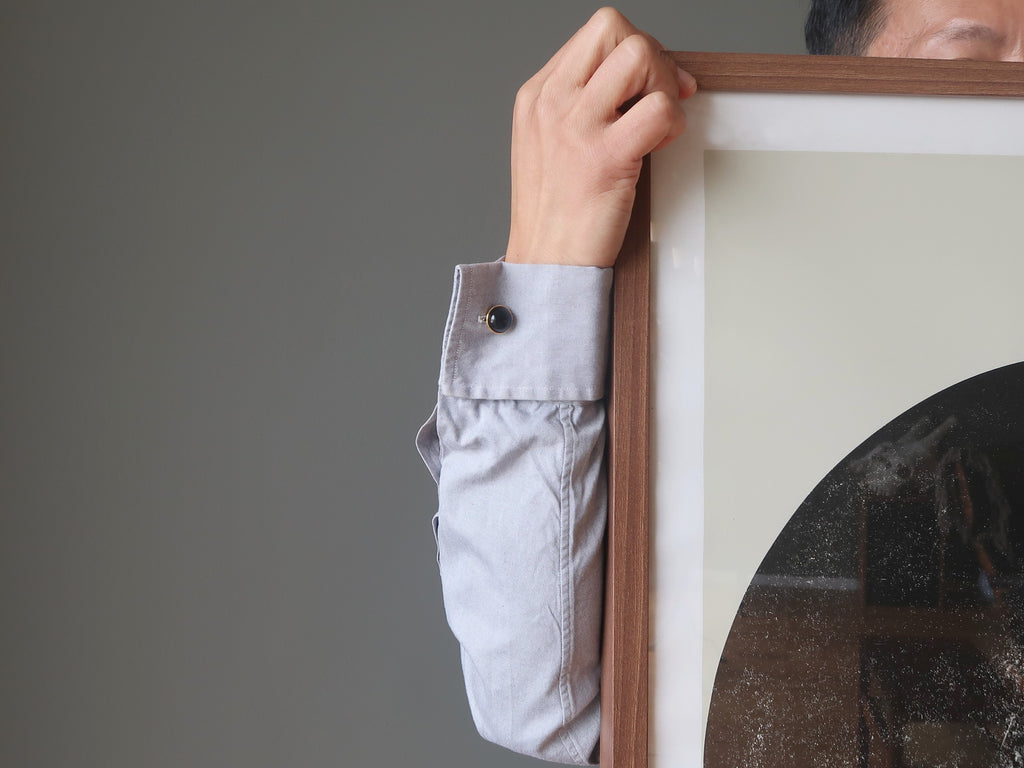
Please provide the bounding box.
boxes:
[480,305,514,334]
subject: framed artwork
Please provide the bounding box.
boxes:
[602,53,1024,768]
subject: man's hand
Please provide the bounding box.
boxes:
[505,7,697,268]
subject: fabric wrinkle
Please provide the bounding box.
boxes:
[419,261,611,764]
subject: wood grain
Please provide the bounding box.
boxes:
[669,52,1024,96]
[603,158,650,768]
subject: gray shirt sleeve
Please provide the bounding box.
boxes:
[416,261,612,764]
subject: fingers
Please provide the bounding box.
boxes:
[581,33,684,121]
[528,8,693,134]
[579,31,693,161]
[537,8,648,94]
[559,8,644,87]
[605,89,687,160]
[505,8,696,266]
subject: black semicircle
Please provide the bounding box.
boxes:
[705,361,1024,768]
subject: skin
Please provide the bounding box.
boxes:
[866,0,1024,60]
[504,8,695,268]
[506,2,1024,268]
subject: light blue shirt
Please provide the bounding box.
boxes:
[417,261,612,764]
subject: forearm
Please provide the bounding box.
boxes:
[418,261,612,764]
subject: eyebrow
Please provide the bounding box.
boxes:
[931,22,1005,45]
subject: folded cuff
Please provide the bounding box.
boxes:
[439,262,613,401]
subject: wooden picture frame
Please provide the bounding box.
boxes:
[602,53,1024,768]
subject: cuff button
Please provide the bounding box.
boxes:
[482,305,514,334]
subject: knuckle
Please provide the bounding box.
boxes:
[513,77,548,123]
[523,79,566,128]
[646,90,679,125]
[515,79,539,109]
[589,7,628,35]
[646,89,673,112]
[533,80,558,114]
[619,33,654,64]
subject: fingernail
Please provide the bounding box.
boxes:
[677,66,697,93]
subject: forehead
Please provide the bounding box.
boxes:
[884,0,1024,25]
[870,0,1024,59]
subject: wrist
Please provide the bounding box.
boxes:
[505,232,618,268]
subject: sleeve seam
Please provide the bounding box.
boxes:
[556,403,587,764]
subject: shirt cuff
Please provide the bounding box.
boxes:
[439,262,612,402]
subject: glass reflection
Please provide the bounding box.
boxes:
[705,363,1024,768]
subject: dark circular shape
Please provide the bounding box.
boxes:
[485,305,514,334]
[705,362,1024,768]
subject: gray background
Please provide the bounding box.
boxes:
[1,1,803,766]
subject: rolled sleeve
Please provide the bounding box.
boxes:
[417,261,612,764]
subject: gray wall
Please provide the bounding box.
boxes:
[0,1,805,766]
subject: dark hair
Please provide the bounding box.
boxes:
[805,0,889,55]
